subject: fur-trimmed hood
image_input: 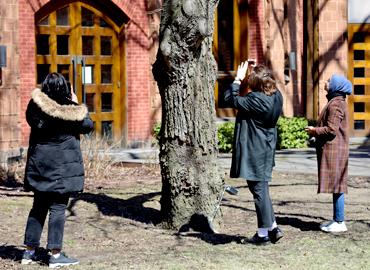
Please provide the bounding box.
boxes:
[31,88,88,121]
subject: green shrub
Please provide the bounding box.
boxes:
[277,117,309,149]
[152,122,161,140]
[153,117,311,152]
[217,122,235,153]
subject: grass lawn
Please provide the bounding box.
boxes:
[0,166,369,270]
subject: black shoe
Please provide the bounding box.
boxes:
[269,227,284,244]
[246,233,270,245]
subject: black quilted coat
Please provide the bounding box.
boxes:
[24,88,94,194]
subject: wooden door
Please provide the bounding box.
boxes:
[35,2,122,141]
[348,24,370,137]
[213,0,248,117]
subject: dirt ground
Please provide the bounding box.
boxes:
[0,164,369,270]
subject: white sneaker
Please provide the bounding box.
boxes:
[320,220,347,233]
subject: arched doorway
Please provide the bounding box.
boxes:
[35,2,124,141]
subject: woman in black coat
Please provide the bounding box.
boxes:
[21,73,93,268]
[224,62,283,245]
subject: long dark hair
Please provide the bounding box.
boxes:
[41,73,71,104]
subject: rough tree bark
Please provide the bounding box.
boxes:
[153,0,223,230]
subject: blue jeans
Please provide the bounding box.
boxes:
[333,193,345,222]
[24,192,70,250]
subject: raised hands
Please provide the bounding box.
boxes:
[235,59,256,82]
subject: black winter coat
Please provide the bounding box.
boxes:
[24,88,94,194]
[224,83,283,181]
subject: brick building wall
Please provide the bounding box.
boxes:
[248,0,265,63]
[265,0,305,117]
[148,5,162,126]
[117,0,152,145]
[318,0,348,112]
[0,0,22,165]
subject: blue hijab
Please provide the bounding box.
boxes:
[328,74,352,95]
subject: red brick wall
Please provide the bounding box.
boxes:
[284,0,305,116]
[19,0,37,145]
[248,0,265,63]
[318,0,348,112]
[148,8,161,126]
[265,0,286,113]
[0,0,21,159]
[263,0,305,117]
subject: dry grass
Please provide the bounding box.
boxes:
[81,136,119,181]
[80,136,160,190]
[0,169,369,270]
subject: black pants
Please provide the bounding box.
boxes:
[24,192,70,250]
[247,180,275,228]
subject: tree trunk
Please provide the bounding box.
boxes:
[153,0,223,230]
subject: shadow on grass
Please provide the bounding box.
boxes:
[0,245,49,266]
[68,192,161,225]
[177,232,245,245]
[0,245,23,262]
[276,216,321,231]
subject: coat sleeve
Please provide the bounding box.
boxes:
[223,83,241,106]
[314,101,344,140]
[223,83,269,114]
[58,114,94,135]
[74,115,94,134]
[26,101,45,129]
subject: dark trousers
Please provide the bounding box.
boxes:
[24,192,70,250]
[247,180,275,228]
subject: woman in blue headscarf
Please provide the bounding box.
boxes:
[306,74,352,233]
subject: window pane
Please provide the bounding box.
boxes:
[36,34,49,55]
[37,64,50,84]
[81,7,94,27]
[101,93,112,112]
[101,65,112,83]
[353,32,366,43]
[82,36,94,55]
[100,18,110,28]
[101,36,112,55]
[56,6,69,26]
[354,85,365,95]
[82,65,94,84]
[354,50,365,60]
[38,16,49,26]
[217,1,234,71]
[102,121,113,140]
[354,120,365,130]
[86,93,95,112]
[57,65,70,81]
[354,102,365,112]
[57,35,69,55]
[354,67,365,77]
